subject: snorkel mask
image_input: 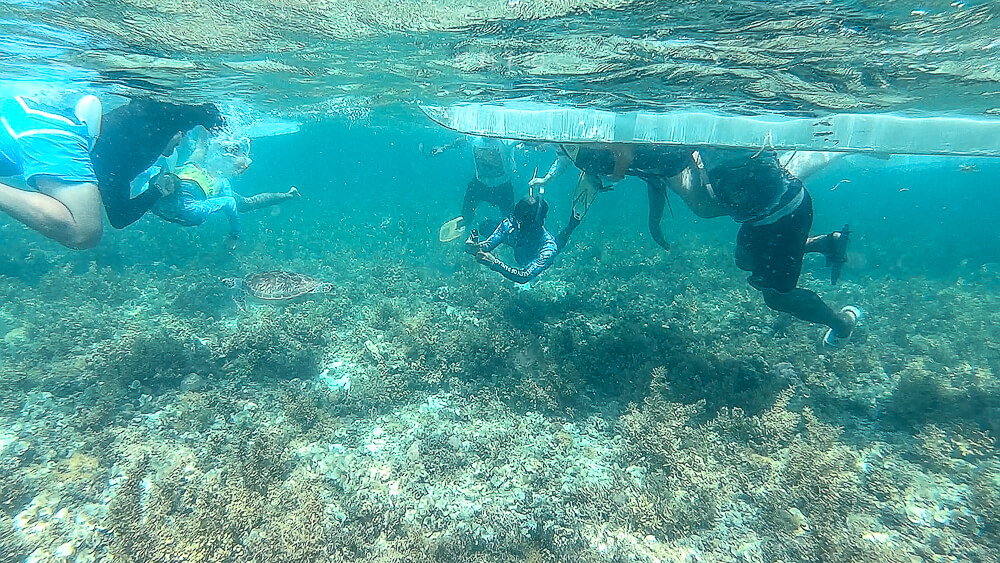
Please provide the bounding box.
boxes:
[206,135,253,176]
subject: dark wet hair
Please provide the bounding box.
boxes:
[91,98,224,228]
[513,195,548,229]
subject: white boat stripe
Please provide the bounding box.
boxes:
[14,128,87,141]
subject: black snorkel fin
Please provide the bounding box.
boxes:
[827,224,850,285]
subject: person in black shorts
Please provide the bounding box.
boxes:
[671,147,861,349]
[430,135,519,233]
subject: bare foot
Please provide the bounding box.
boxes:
[287,186,301,198]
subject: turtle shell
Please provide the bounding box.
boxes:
[241,271,330,301]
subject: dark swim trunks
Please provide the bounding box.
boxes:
[735,191,812,294]
[463,179,515,218]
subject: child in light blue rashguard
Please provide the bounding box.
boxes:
[150,130,298,247]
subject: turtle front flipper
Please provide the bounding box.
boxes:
[233,290,248,312]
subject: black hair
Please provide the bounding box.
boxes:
[513,195,548,229]
[91,98,224,228]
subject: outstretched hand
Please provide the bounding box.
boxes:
[475,250,498,266]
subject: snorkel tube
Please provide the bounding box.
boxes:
[529,166,545,225]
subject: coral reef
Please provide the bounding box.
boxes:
[1,149,999,562]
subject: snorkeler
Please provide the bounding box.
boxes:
[530,143,694,250]
[90,97,225,229]
[150,129,299,248]
[431,135,520,241]
[670,147,860,348]
[465,194,558,284]
[0,95,105,249]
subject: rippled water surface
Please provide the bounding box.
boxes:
[2,0,999,118]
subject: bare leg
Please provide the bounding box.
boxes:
[0,178,103,249]
[235,186,300,212]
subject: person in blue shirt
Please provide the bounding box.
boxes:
[0,95,105,249]
[465,194,558,284]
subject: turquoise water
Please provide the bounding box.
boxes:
[3,1,1000,562]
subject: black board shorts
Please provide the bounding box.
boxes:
[735,191,812,294]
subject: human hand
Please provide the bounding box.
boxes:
[475,250,497,266]
[528,177,546,188]
[430,146,444,156]
[225,234,239,250]
[154,173,177,196]
[464,241,479,257]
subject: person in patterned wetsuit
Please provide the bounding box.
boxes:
[465,194,558,284]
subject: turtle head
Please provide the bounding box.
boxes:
[318,282,336,294]
[221,277,239,289]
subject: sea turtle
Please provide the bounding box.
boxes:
[222,270,335,310]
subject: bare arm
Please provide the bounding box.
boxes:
[664,151,728,219]
[609,143,635,182]
[188,128,209,165]
[431,137,468,155]
[530,153,572,187]
[780,151,847,181]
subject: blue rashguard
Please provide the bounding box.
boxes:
[477,217,558,283]
[0,97,97,186]
[152,178,241,237]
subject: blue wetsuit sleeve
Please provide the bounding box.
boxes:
[490,230,558,284]
[479,217,514,252]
